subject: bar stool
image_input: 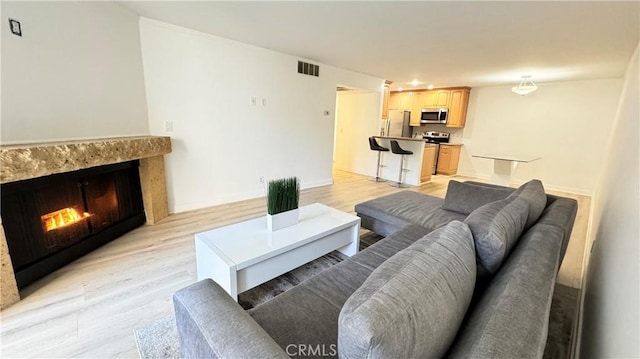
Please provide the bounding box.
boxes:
[368,137,389,182]
[389,140,413,188]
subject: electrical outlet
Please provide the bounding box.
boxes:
[165,121,174,132]
[259,176,265,184]
[261,98,267,107]
[250,97,257,106]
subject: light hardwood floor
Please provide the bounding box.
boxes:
[0,171,590,358]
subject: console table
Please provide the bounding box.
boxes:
[194,203,360,300]
[473,154,541,186]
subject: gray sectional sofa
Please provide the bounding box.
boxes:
[173,179,577,358]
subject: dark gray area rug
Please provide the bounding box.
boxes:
[134,231,578,359]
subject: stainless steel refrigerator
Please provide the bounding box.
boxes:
[382,110,412,137]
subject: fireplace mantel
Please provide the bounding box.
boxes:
[1,136,171,184]
[1,136,172,310]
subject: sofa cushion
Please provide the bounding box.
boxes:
[464,197,529,274]
[355,191,466,233]
[447,223,565,358]
[248,224,431,357]
[338,221,476,359]
[507,179,547,229]
[442,180,514,215]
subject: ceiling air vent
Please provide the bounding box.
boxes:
[298,61,319,77]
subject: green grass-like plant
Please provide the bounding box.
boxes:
[267,177,300,215]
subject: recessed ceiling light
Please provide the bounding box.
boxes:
[408,79,423,86]
[398,87,403,91]
[427,85,434,90]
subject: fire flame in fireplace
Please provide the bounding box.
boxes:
[41,207,91,232]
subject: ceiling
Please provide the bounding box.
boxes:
[118,1,639,91]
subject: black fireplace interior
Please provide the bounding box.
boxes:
[1,160,146,288]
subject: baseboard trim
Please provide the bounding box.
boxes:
[170,178,334,214]
[455,171,593,196]
[456,170,491,181]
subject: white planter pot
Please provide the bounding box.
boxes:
[267,208,299,231]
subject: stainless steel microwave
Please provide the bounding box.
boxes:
[420,108,448,124]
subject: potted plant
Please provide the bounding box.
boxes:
[266,177,300,231]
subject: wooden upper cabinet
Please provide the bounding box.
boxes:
[423,91,436,108]
[446,88,470,128]
[390,92,421,125]
[388,92,400,111]
[436,90,450,107]
[381,81,391,119]
[422,90,450,108]
[391,86,470,127]
[410,92,423,126]
[389,92,413,111]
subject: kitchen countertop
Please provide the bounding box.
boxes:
[374,136,464,146]
[423,142,463,147]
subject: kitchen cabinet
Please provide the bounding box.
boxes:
[410,93,424,126]
[421,145,436,182]
[388,92,400,111]
[423,90,450,108]
[390,92,421,126]
[381,81,391,119]
[446,88,470,128]
[392,87,470,127]
[389,92,413,111]
[436,144,462,175]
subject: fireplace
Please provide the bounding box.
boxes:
[0,136,171,309]
[1,161,146,288]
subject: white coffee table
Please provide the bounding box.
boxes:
[195,203,360,300]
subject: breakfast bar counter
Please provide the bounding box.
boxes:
[374,136,425,142]
[373,136,428,186]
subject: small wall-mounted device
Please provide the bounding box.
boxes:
[9,19,22,37]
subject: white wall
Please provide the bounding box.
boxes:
[578,43,639,358]
[138,18,383,213]
[1,2,149,144]
[334,91,381,175]
[457,79,622,194]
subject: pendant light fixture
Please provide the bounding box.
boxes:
[512,75,537,96]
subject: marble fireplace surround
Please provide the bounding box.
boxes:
[0,136,172,310]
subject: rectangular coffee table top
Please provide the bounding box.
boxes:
[195,203,359,270]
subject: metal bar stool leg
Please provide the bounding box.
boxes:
[374,151,387,182]
[368,137,389,182]
[388,140,413,188]
[390,154,411,188]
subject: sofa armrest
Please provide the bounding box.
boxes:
[173,279,289,359]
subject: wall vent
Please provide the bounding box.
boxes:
[298,61,319,77]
